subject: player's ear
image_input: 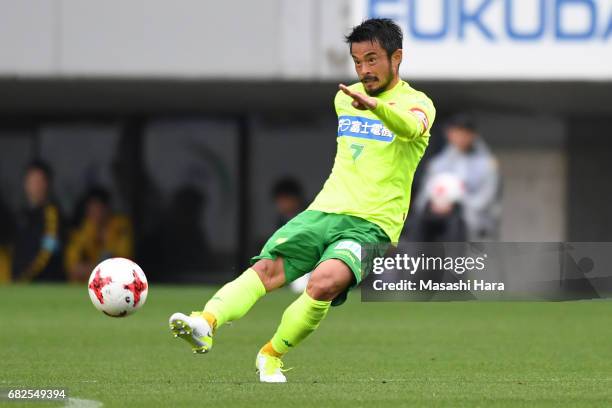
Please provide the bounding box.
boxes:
[391,49,402,70]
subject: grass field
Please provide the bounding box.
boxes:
[1,284,612,407]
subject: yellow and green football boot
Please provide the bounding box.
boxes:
[168,312,213,354]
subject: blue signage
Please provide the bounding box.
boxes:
[368,0,612,41]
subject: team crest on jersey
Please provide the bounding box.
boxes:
[337,115,395,142]
[410,108,429,130]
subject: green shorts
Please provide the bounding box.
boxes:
[251,210,390,306]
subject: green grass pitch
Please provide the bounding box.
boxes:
[1,284,611,407]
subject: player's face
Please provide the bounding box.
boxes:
[350,40,401,96]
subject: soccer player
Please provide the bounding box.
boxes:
[169,18,435,383]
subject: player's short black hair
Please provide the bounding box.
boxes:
[25,159,53,182]
[345,18,403,58]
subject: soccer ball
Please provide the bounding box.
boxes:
[87,258,149,317]
[427,172,465,208]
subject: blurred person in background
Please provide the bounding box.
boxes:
[0,194,16,283]
[65,186,133,283]
[412,172,468,241]
[12,160,64,282]
[271,177,310,293]
[254,177,306,255]
[415,114,500,241]
[271,177,306,228]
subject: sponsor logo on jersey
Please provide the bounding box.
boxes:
[335,240,362,261]
[337,115,395,142]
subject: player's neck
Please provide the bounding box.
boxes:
[380,76,401,94]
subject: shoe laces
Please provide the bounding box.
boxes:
[189,311,204,319]
[263,355,292,374]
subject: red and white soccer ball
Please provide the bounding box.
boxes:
[427,172,465,209]
[87,258,149,317]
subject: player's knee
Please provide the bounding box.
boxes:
[306,269,342,301]
[252,258,285,292]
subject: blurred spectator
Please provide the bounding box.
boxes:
[12,160,64,282]
[0,194,15,283]
[415,114,501,241]
[271,177,309,293]
[271,177,306,228]
[413,173,468,242]
[65,186,133,283]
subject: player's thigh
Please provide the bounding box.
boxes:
[306,259,353,301]
[317,226,390,305]
[250,210,327,285]
[326,215,391,285]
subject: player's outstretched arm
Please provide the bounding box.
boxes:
[338,84,431,141]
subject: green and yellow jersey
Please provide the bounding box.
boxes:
[308,80,435,243]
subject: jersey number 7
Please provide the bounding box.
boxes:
[350,143,364,161]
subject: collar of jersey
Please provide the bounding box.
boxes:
[370,79,407,99]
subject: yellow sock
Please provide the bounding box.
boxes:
[201,311,217,332]
[259,342,283,357]
[260,341,283,358]
[203,268,266,328]
[269,292,331,355]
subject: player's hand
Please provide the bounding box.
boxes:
[339,84,378,110]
